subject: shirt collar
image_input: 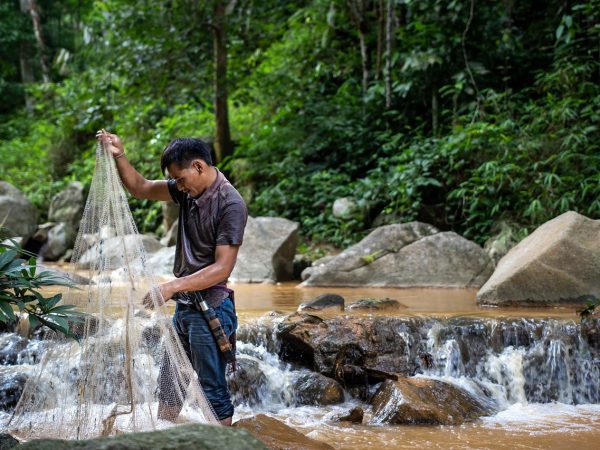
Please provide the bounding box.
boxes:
[191,167,226,209]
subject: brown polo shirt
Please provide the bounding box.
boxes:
[167,168,247,306]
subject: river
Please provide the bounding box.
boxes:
[2,278,599,449]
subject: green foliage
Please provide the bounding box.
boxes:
[0,239,84,340]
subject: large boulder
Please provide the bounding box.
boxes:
[277,314,418,385]
[16,423,267,450]
[231,217,299,283]
[76,234,163,269]
[477,211,600,305]
[160,219,178,246]
[371,378,493,425]
[235,414,334,450]
[48,182,84,224]
[161,200,179,233]
[145,246,176,276]
[39,222,78,261]
[301,222,493,288]
[0,182,38,243]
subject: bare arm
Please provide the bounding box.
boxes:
[144,245,240,307]
[96,129,171,201]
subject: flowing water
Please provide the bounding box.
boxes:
[1,277,599,449]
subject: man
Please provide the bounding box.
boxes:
[96,130,247,426]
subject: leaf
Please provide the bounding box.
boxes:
[0,300,16,321]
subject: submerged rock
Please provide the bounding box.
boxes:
[301,222,493,288]
[0,368,28,412]
[228,355,269,406]
[231,217,299,283]
[477,211,600,305]
[298,293,345,312]
[293,372,344,405]
[371,377,493,425]
[335,406,364,423]
[0,433,19,450]
[17,423,266,450]
[345,298,404,311]
[235,414,334,450]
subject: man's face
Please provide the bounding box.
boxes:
[166,161,205,198]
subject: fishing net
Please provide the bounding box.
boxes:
[4,141,219,440]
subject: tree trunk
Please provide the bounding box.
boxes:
[212,1,233,163]
[19,40,35,113]
[376,0,384,80]
[384,0,394,109]
[347,1,370,97]
[431,81,439,136]
[21,0,50,83]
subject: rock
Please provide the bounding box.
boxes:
[231,217,299,283]
[277,314,417,384]
[0,182,38,243]
[31,222,55,244]
[228,355,269,406]
[300,255,336,281]
[0,334,43,365]
[477,211,600,305]
[17,423,266,450]
[76,234,164,269]
[298,293,344,312]
[335,406,364,423]
[0,368,28,412]
[36,264,91,285]
[346,298,404,311]
[39,222,77,261]
[371,378,493,425]
[144,246,176,276]
[0,433,19,450]
[235,414,334,450]
[332,197,360,220]
[293,372,344,405]
[160,219,178,247]
[48,182,84,225]
[161,200,179,233]
[484,222,519,266]
[301,222,493,288]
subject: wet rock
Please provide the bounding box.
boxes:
[0,368,28,412]
[346,298,404,311]
[277,314,419,384]
[335,406,364,423]
[298,293,344,313]
[77,234,164,269]
[231,217,299,283]
[301,222,493,288]
[0,182,38,243]
[293,372,344,405]
[0,334,41,365]
[371,378,493,425]
[0,433,19,450]
[477,211,600,305]
[17,423,266,450]
[235,414,333,450]
[228,355,269,406]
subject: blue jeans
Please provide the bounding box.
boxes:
[158,297,237,420]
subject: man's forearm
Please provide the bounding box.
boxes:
[114,155,149,198]
[162,263,232,300]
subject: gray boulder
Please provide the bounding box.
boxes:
[17,423,266,450]
[39,222,77,261]
[231,217,299,282]
[477,211,600,305]
[371,377,493,425]
[332,197,360,219]
[48,182,84,224]
[160,219,178,246]
[301,222,493,288]
[145,246,176,276]
[76,234,163,269]
[161,200,179,233]
[0,182,38,243]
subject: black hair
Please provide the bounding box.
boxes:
[160,138,213,174]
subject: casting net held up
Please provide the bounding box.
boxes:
[4,141,219,440]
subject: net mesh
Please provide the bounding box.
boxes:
[4,142,219,439]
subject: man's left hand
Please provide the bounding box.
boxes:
[142,283,176,309]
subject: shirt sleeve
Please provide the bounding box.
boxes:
[167,179,184,205]
[216,200,248,246]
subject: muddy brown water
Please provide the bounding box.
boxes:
[37,273,599,449]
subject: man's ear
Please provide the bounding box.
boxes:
[192,160,203,173]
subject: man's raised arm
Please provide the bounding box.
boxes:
[96,129,171,201]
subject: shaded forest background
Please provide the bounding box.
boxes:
[1,0,599,252]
